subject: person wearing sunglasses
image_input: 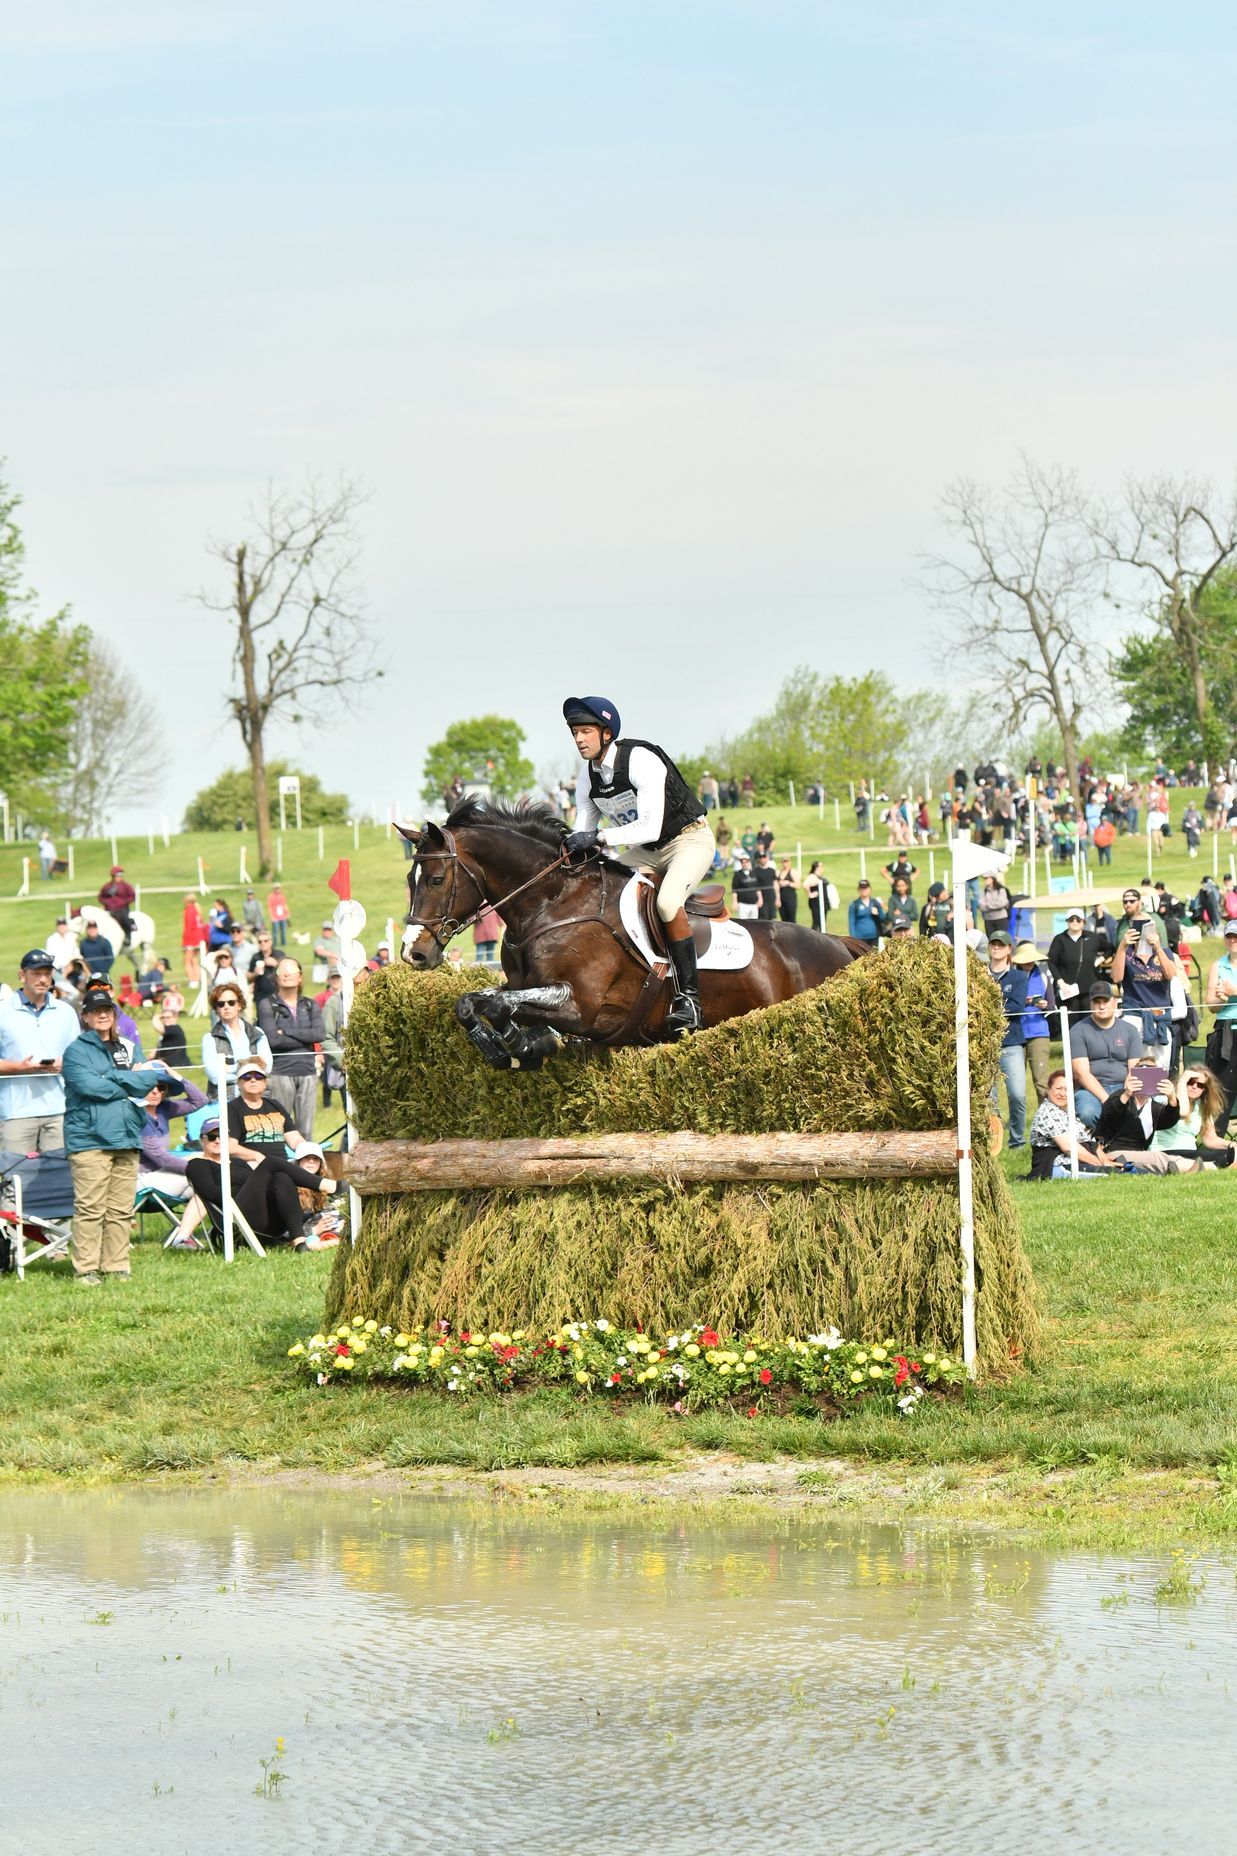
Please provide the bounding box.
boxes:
[200,984,272,1096]
[1151,1067,1236,1171]
[175,1116,339,1251]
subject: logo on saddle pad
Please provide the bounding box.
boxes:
[619,874,755,973]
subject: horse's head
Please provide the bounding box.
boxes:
[399,820,484,969]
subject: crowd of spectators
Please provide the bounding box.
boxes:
[0,873,387,1282]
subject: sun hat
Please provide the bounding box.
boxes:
[296,1141,326,1166]
[1010,941,1040,966]
[236,1060,270,1081]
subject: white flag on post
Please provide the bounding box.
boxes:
[951,839,1012,886]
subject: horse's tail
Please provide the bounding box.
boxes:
[840,935,878,961]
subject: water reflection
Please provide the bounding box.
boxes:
[1,1487,1233,1854]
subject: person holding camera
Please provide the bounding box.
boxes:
[0,949,81,1151]
[1109,886,1174,1059]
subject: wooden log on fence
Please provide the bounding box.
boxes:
[344,1129,957,1193]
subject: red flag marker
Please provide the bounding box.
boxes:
[327,859,352,902]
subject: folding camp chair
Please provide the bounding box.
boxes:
[133,1178,194,1248]
[0,1150,75,1280]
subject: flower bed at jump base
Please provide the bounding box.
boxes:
[290,1317,968,1417]
[326,939,1040,1378]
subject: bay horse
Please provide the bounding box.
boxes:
[400,797,868,1068]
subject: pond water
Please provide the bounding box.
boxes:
[2,1487,1233,1855]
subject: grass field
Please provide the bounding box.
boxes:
[2,801,1235,1545]
[3,1149,1235,1546]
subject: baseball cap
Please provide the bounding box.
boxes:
[1121,888,1141,903]
[20,948,54,970]
[988,930,1013,946]
[55,916,67,925]
[1090,980,1115,999]
[858,878,871,888]
[200,1115,222,1137]
[1224,925,1237,940]
[1065,907,1084,921]
[80,989,115,1014]
[928,881,945,898]
[110,864,123,875]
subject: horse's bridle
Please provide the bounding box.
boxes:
[405,826,572,957]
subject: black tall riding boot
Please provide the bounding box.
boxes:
[664,934,702,1037]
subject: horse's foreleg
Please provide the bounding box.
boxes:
[458,985,580,1069]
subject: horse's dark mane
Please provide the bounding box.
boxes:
[444,794,567,850]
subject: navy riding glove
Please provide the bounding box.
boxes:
[563,829,600,859]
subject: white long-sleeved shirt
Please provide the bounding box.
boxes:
[574,742,668,850]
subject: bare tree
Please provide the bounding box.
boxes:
[56,640,168,834]
[923,459,1102,797]
[199,477,379,877]
[1091,475,1237,763]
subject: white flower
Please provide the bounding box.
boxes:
[316,1373,329,1386]
[616,1355,627,1367]
[809,1329,843,1351]
[565,1323,581,1342]
[666,1335,679,1349]
[594,1318,610,1333]
[896,1390,922,1414]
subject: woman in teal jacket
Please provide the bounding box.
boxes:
[62,989,163,1284]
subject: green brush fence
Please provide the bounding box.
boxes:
[327,941,1039,1371]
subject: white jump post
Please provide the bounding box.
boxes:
[197,856,207,895]
[832,797,840,829]
[352,818,360,851]
[217,1068,235,1264]
[952,839,1008,1380]
[788,780,796,808]
[17,857,29,898]
[859,848,867,881]
[161,815,170,847]
[110,832,119,868]
[239,844,250,885]
[67,844,75,883]
[929,851,936,887]
[1213,832,1220,879]
[868,774,876,838]
[796,840,802,879]
[1043,845,1052,893]
[276,835,283,875]
[317,826,325,861]
[1059,1008,1080,1182]
[147,826,155,856]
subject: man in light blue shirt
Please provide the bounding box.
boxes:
[0,949,81,1150]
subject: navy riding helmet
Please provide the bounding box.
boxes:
[562,696,621,737]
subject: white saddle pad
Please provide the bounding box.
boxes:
[618,873,755,973]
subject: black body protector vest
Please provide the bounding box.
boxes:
[588,739,704,851]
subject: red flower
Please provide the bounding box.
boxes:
[759,1367,773,1385]
[700,1327,720,1347]
[894,1354,910,1387]
[610,1373,622,1384]
[911,1362,921,1373]
[460,1331,472,1343]
[334,1343,350,1357]
[746,1406,758,1418]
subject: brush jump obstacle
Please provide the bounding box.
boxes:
[333,931,1039,1379]
[397,800,869,1068]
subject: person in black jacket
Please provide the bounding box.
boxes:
[257,959,326,1138]
[1095,1073,1180,1171]
[1047,908,1110,1020]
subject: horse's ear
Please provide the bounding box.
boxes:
[421,819,446,849]
[394,822,421,847]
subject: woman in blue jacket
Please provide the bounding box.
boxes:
[62,989,163,1284]
[1011,939,1053,1103]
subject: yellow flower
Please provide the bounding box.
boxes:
[647,1351,661,1364]
[309,1334,326,1347]
[489,1332,511,1347]
[275,1737,285,1752]
[742,1350,757,1364]
[870,1345,888,1362]
[513,1329,526,1341]
[645,1366,659,1380]
[572,1345,584,1360]
[684,1344,700,1358]
[854,1351,867,1364]
[868,1365,882,1378]
[575,1371,589,1385]
[352,1338,368,1354]
[395,1334,409,1348]
[850,1370,863,1384]
[364,1319,378,1333]
[287,1343,305,1357]
[719,1364,732,1376]
[922,1353,937,1365]
[705,1350,719,1365]
[466,1346,480,1357]
[938,1357,952,1370]
[337,1356,355,1372]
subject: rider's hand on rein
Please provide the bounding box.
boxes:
[563,829,600,861]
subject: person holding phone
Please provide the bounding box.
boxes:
[0,949,81,1151]
[1109,886,1174,1058]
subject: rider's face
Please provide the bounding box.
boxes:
[571,725,607,761]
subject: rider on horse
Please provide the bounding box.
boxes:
[561,696,716,1036]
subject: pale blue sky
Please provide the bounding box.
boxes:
[4,1,1237,822]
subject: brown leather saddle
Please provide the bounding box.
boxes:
[636,879,729,961]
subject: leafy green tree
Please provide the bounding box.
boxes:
[699,668,908,802]
[422,716,535,806]
[0,468,90,801]
[183,761,350,832]
[1112,567,1237,767]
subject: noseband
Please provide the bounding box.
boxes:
[405,826,570,956]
